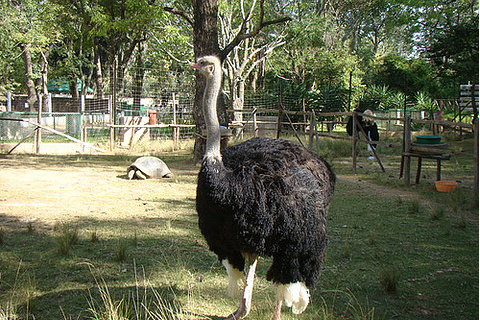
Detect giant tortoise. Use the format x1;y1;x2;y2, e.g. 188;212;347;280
127;156;172;180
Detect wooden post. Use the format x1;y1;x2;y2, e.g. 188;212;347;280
83;125;88;153
81;95;86;153
110;126;114;151
109;95;114;151
112;58;117;126
404;116;412;186
172;92;178;150
436;159;442;181
399;112;407;178
352;112;357;174
277;84;284;138
302;99;307;132
474;120;479;198
6;92;11;111
276;108;282;138
416;157;422;184
308;110;316;151
36;94;42;154
172;92;177;125
253;109;258;137
173;126;179;150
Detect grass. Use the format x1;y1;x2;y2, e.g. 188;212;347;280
406;198;421;214
0;135;478;320
114;241;129;262
380;268;400;294
54;223;80;256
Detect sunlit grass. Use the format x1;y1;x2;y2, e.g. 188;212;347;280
0;136;477;320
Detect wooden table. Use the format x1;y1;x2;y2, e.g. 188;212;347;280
403;152;451;185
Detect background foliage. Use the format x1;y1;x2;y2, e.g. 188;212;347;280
0;0;478;112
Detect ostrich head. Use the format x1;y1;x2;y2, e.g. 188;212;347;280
191;56;222;80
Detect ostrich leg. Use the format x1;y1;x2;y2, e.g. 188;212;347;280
271;298;283;320
226;255;258;320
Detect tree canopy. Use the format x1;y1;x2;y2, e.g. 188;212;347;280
0;0;477;110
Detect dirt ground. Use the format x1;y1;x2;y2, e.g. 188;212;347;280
1;143;475;230
0;152;198;231
0;151;434;230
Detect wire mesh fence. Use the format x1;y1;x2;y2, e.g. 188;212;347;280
0;112;91;142
0;68;197;150
1;65;476;153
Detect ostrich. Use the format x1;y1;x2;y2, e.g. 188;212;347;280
192;56;335;320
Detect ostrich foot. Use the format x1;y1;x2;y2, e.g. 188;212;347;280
225;298;248;320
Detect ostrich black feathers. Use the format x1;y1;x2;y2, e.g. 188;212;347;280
196;137;335;288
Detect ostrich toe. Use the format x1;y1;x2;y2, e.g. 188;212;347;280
225;298;248;320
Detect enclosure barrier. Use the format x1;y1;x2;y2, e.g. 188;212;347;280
227;108;477;193
0;117;107;154
1;108;476;194
107;123;195;150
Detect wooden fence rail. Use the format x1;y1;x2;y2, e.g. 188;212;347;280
2;109;477;194
227;108;477;191
107;123;195;150
0;117;107;153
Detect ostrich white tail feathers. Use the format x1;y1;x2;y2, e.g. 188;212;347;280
277;282;310;314
222;259;245;297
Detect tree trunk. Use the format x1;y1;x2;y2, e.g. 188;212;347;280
192;0;222;163
133;42;145;115
39;50;49;114
70;80;80;106
189;0;288;161
110;55;117;125
232;78;245;136
94;47;105;99
36;46;53;114
22;43;37;112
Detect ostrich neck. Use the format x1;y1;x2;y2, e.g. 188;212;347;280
203;72;222;160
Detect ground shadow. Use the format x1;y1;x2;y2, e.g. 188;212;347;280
15;284;192;320
0;214;220;319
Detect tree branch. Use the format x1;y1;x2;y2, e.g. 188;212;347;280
149;31;192;64
220;0;291;60
164;6;194;27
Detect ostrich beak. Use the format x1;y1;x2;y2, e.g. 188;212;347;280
191;63;201;70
